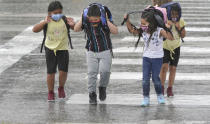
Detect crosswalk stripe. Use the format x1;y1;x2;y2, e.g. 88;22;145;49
113;47;210;54
121;36;210;42
66;94;210;106
183;17;210;19
187;22;210;25
182;7;210;9
112;58;210;65
108;72;210;80
183;14;210;17
0;26;42;74
119;26;210;33
53;121;208;124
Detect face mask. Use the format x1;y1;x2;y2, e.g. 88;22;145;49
141;25;149;32
51;14;64;21
172;18;178;22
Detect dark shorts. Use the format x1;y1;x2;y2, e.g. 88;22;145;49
45;47;69;74
163;47;180;67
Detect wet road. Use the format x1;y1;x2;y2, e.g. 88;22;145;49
0;0;210;123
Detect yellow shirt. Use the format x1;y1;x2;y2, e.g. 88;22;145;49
163;18;186;59
45;19;69;54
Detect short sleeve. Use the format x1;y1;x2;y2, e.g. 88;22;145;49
179;18;186;28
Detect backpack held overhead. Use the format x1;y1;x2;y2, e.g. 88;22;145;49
161;2;182;22
82;3;113;28
122;6;173;48
40;15;73;53
161;2;184;42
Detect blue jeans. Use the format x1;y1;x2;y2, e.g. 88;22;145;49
142;57;163;97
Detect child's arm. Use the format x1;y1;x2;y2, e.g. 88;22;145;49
124;14;140;35
32;16;50;33
107;20;118;34
175;22;186;38
160;29;175;41
74;18;83;32
67;17;76;30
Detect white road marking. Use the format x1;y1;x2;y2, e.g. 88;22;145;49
119;26;210;33
0;26;42;74
113;47;210;54
108;72;210;80
112;58;210;65
121;36;210;42
67;94;210;106
53;121;208;124
187;22;210;25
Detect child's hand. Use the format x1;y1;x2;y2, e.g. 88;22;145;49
44;16;51;24
67;17;75;27
175;22;181;29
124;14;129;20
167;20;173;26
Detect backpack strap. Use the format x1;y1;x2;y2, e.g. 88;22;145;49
175;26;185;43
62;16;74;49
40;24;48;53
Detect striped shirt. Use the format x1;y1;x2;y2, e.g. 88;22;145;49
83;24;112;52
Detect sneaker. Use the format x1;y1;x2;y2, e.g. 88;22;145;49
58;87;66;98
99;87;106;101
48;91;55;102
157;94;165;104
162;85;165;96
141;97;150;107
167;87;174;97
89;92;97;105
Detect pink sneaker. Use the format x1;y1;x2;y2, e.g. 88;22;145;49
58;87;66;98
48;91;55;102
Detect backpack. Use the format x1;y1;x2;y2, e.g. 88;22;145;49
40;15;73;53
161;2;182;21
144;6;169;31
121;6;173;48
161;2;184;42
82;3;113;28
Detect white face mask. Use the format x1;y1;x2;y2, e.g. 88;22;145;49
172;17;178;22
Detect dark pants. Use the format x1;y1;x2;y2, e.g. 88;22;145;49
45;47;69;74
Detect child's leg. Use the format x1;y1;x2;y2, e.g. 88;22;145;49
47;73;55;92
151;58;163;95
160;49;170;86
160;63;169;86
168;47;180;87
98;50;112;88
45;47;58;93
59;71;68;87
57;50;69;88
98;50;112;101
142;57;152;97
167;47;180;96
87;51;99;93
169;66;176;87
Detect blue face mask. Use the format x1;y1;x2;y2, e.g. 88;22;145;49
51;14;64;21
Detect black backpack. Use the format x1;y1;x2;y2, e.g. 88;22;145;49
40;16;73;53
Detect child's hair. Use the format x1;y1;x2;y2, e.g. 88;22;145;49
48;1;63;12
87;5;101;17
141;11;158;35
134;11;158;48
